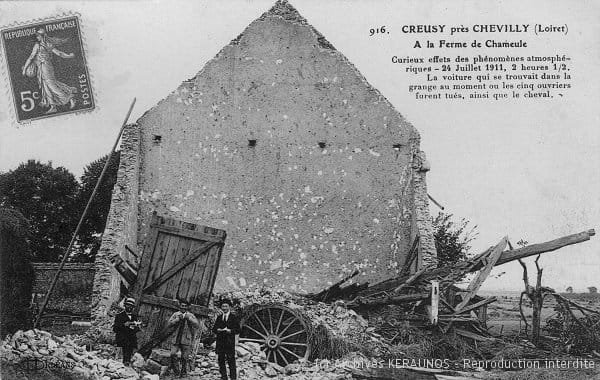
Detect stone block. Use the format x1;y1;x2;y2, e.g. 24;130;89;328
149;348;171;366
142;359;162;374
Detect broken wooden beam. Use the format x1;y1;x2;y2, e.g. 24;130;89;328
455;237;507;312
473;229;595;271
429;280;439;325
348;292;429;308
452;297;497;315
394;266;428;293
113;255;138;286
400;235;421;276
438;316;480;322
307;269;360;302
455;328;495;342
353;229;595;301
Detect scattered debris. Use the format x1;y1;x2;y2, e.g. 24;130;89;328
0;329;140;379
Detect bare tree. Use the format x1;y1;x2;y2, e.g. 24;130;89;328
518;254;554;346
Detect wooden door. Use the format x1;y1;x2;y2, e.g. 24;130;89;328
132;214;226;352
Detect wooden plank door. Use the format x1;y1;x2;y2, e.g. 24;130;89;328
132;214;226;351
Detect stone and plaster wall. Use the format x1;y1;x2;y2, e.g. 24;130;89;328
91;124;140;321
32;263;94;315
92;0;437;319
411;151;438;269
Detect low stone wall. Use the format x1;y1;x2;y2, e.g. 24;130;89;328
31;263;95;315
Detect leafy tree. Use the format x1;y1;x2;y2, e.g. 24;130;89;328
431;212;477;268
0;160;79;261
0;208;35;335
74;152;120;261
566;286;573;293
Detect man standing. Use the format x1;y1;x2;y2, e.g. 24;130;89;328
112;297;141;365
166;299;200;376
212;299;240;380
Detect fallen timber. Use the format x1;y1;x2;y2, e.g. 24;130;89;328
356;229;595;299
306;229;595;346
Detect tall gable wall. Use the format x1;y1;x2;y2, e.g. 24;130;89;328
92;1;436;318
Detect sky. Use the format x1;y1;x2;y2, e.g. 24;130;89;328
0;0;598;291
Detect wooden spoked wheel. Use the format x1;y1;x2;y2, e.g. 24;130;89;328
240;304;311;366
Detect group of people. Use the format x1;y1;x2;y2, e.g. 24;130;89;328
113;297;240;379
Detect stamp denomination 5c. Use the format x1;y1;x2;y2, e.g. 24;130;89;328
1;15;94;123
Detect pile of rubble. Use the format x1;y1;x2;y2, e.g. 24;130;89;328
0;329;141;380
216;288;395;357
0;328;361;380
141;341;355;380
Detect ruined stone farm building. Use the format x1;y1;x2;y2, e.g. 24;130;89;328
92;1;437;320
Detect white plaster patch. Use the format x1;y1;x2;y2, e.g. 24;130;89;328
270;259;282;270
304;186;312;194
169;206;181;212
310;196;323;203
226;276;239;289
373;218;380;224
323;227;334;234
275;59;283;64
317;170;323;176
186;190;194;197
369;149;381;157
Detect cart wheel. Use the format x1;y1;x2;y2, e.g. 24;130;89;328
240;304;311;366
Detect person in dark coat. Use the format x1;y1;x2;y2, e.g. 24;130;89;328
112;297;141;365
212;299;240;380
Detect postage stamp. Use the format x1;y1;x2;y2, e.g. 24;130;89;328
1;15;94;123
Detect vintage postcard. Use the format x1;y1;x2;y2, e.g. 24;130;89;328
1;15;94;123
0;1;598;379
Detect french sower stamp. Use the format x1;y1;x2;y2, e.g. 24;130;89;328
1;16;94;123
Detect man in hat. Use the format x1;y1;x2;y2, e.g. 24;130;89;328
166;298;200;376
113;297;141;365
212;299;240;380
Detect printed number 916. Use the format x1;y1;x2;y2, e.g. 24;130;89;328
370;26;388;36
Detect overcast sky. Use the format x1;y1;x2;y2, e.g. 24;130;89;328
1;0;598;291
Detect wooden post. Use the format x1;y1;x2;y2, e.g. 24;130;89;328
34;98;137;328
430;280;439;325
427;194;445;210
